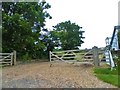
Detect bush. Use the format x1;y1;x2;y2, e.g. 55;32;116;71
112;50;120;66
21;53;31;62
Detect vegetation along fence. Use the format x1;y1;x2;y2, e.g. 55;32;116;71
0;51;16;66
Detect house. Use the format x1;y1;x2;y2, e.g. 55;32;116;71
105;26;120;68
105;26;120;51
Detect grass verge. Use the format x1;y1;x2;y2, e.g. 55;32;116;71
94;67;119;87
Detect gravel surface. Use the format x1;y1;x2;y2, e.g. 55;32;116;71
2;61;117;88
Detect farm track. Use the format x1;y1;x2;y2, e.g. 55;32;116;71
2;61;117;88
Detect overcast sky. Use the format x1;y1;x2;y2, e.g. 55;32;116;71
45;0;119;49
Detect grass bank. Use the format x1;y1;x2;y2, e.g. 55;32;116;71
94;66;119;87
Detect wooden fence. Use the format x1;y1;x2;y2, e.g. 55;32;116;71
0;51;16;66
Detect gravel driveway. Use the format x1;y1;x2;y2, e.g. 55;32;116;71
2;61;117;88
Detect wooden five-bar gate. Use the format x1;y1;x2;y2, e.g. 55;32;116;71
0;51;16;66
50;49;93;62
49;46;106;67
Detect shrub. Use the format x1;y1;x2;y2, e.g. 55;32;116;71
21;52;31;62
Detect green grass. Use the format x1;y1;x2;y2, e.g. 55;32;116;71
94;67;119;87
95;74;118;86
94;67;118;75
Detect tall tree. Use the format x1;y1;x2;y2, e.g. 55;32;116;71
50;20;85;50
2;1;52;59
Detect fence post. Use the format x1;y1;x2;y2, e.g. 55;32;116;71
92;46;100;67
13;51;16;65
49;51;51;62
10;53;13;66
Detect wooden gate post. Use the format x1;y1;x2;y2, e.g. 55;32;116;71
11;53;13;66
49;51;51;62
13;50;16;65
92;46;100;67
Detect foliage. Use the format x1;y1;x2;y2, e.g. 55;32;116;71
94;67;119;87
2;2;52;59
21;52;31;62
111;50;120;66
50;20;85;50
2;2;85;61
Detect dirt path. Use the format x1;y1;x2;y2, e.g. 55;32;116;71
2;61;117;88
